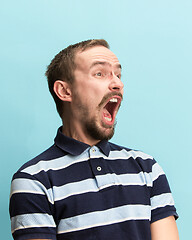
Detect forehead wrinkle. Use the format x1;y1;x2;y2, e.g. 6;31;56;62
90;61;122;70
90;61;111;69
75;48;121;72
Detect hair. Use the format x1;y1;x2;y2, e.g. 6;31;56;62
45;39;110;118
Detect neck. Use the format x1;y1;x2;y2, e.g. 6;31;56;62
62;118;100;146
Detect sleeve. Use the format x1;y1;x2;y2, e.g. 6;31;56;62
9;171;57;240
150;161;179;223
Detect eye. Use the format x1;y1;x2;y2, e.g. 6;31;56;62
116;74;121;79
95;72;102;77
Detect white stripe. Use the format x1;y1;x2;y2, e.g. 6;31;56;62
21;149;153;176
151;163;165;182
150;193;175;210
97;172;153;188
10;178;54;204
21;149;90;175
58;204;151;234
108;149;153;161
53;178;98;201
11;213;56;233
52;172;153;202
89;149;153;161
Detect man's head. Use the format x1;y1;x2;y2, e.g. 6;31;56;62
45;39;109;117
45;39;124;143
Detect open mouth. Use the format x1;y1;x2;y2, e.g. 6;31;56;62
102;95;122;125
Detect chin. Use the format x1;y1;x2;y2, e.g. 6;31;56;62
86;121;116;141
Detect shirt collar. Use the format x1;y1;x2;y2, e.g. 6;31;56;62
54;127;110;156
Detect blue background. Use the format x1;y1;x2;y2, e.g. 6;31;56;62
1;0;191;239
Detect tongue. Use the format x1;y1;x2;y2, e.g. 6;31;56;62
103;113;111;118
103;108;111;118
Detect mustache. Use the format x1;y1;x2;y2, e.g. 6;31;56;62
98;92;123;108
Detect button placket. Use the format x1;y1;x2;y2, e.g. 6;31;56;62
88;147;117;189
97;166;102;171
89;147;103;175
89;146;116;189
89;147;97;157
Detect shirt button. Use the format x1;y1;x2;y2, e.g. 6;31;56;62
92;148;96;153
97;166;102;171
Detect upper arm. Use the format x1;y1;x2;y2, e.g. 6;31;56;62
151;216;179;240
10;172;56;240
150;161;178;223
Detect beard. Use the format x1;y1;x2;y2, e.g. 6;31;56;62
75;92;122;141
76;104;116;141
85;116;116;141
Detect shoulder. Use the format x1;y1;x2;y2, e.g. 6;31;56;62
108;142;157;171
14;144;66;177
108;141;154;161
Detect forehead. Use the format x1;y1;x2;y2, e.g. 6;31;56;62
75;46;120;69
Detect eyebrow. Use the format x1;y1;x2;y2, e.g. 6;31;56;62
90;61;122;70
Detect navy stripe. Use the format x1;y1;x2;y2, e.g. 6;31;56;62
10;193;54;217
151;205;179;223
55;185;151;218
13;227;56;240
151;174;171;197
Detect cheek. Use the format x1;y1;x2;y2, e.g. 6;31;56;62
84;84;104;101
74;79;107;106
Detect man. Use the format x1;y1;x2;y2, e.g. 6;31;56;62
9;39;179;240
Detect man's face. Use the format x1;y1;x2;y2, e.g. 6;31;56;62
70;46;124;141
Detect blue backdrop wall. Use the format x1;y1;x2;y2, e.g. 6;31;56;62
1;0;191;239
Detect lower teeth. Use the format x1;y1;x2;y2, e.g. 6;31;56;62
104;117;112;122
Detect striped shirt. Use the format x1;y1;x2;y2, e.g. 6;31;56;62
9;127;178;240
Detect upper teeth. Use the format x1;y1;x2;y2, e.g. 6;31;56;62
109;98;118;102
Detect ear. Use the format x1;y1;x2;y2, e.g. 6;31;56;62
53;80;72;102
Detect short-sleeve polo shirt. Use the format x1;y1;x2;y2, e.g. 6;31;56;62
10;127;178;240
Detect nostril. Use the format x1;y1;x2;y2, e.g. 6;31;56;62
113;87;120;90
109;76;124;91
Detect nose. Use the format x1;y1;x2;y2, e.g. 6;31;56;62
109;74;124;92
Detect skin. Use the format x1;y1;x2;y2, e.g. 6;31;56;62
55;46;124;146
151;216;179;240
26;46;179;239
